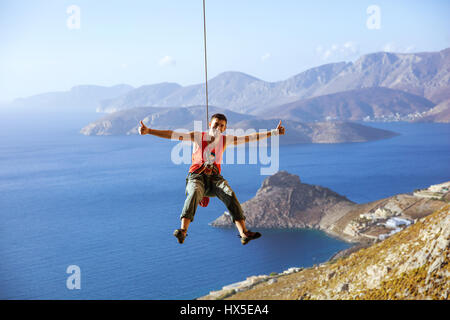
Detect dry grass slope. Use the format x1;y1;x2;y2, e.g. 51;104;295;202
226;204;449;300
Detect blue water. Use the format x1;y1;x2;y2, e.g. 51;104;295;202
0;118;449;299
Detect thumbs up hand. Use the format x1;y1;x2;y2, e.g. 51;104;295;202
139;120;150;135
276;120;285;135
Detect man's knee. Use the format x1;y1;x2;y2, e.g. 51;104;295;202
214;179;245;222
229;203;246;222
215;179;234;197
188;186;204;202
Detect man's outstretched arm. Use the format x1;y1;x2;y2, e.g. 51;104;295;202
138;120;198;142
226;120;285;146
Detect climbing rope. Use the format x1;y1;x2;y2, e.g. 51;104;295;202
202;0;209;131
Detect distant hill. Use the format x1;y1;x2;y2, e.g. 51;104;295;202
98;48;450;114
80;105;256;136
97;71;275;114
229;119;398;144
80;106;399;144
258;87;435;122
6;84;134;114
310;48;450;104
97;82;182;113
413;99;450;123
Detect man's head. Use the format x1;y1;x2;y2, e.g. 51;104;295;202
209;113;227;135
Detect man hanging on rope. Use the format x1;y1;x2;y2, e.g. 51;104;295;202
138;113;285;245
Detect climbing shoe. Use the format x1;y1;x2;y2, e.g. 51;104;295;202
173;229;187;244
239;230;261;245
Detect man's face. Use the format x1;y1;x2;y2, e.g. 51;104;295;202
209;118;227;134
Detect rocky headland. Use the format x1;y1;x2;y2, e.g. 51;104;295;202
80;106;399;145
211;171;356;232
210;171;449;244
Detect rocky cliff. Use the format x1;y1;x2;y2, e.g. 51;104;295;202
200;204;450;300
211;171;449;244
211;171;356;230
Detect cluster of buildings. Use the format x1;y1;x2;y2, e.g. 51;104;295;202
362;111;427;122
344;181;449;241
207;275;269;299
343;205;414;241
413;182;450;199
378;217;413;240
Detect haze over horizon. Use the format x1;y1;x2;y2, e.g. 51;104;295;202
1;0;449;102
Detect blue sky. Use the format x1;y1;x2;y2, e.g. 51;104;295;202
1;0;449;102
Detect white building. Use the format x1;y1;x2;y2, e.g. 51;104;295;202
385;217;412;228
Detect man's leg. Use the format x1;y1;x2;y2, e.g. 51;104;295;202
180;217;191;232
211;175;260;243
176;174;205;243
178;217;191;238
211;176;245;223
234;219;248;238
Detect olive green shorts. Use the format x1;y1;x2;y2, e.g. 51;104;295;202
180;172;246;223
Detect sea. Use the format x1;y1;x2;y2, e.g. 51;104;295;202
0;113;449;299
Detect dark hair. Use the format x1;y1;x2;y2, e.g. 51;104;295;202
211;113;227;123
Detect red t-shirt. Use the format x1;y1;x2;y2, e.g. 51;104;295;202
188;131;226;174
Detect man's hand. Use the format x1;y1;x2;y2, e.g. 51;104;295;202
276;120;285;135
138;121;193;140
139;120;150;135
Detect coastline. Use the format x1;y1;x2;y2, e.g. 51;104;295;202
201;180;449;300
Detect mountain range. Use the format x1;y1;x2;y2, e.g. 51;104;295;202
258;87;435;122
95;48;450;117
5;84;134;114
3;47;449;125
